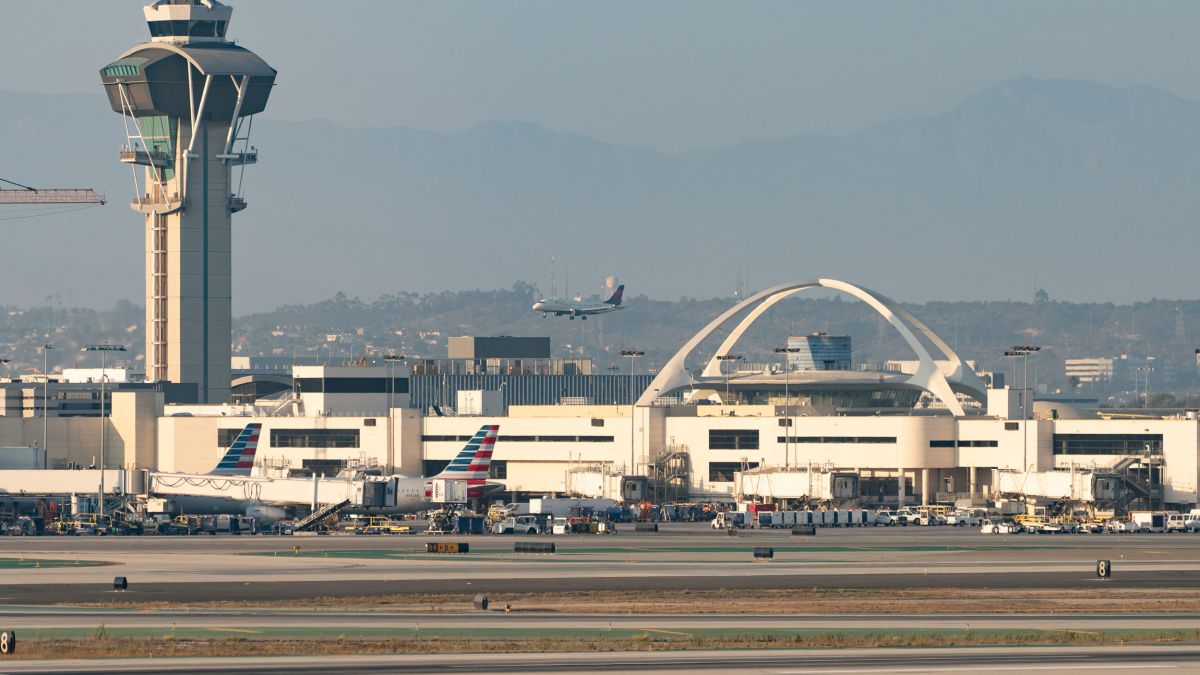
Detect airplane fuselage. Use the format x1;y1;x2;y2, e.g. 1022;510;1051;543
532;300;625;318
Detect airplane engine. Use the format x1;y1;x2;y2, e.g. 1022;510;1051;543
245;504;288;524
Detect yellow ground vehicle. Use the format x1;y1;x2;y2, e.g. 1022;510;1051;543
68;514;111;535
353;516;411;535
46;519;75;535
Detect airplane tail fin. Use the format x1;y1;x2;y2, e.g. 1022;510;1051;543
604;285;625;306
434;424;498;481
210;423;262;476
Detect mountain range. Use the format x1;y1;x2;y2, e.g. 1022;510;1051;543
2;76;1199;310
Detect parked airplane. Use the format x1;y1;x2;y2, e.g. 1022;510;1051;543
152;424;501;522
532;285;625;319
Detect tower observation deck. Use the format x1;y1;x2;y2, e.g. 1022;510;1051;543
99;0;275;404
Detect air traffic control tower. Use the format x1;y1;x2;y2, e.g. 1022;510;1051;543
100;0;275;403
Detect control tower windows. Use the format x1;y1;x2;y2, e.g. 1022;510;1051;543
148;20;227;38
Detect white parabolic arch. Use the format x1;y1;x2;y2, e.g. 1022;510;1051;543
637;278;988;416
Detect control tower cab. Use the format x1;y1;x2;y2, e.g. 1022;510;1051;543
99;0;275;404
143;0;233;43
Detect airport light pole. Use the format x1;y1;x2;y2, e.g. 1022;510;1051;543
1136;365;1155;408
383;354;404;473
42;344;52;469
774;347;801;469
81;344;126;519
716;354;743;405
1004;346;1040;472
621;350;645;475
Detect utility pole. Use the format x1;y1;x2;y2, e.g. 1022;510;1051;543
383;353;404;473
621;350;645;475
81;344;126;519
716;354;743;405
1005;346;1041;472
775;346;802;469
43;344;52;469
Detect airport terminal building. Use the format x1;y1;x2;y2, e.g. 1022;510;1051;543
3;3;1191;516
1;279;1196;513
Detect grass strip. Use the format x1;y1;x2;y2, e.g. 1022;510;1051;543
8;627;1200;660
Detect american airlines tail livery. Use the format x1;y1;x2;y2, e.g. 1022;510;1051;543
209;423;262;476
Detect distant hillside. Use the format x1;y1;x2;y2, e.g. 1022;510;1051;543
5;287;1200;403
4;77;1200;308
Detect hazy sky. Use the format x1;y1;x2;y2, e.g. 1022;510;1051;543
5;1;1199;152
4;1;1200;311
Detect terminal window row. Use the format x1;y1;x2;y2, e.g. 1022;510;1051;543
709;429;760;450
420;435;614;443
219;428;362;448
423;459;507;480
778;436;897;444
1053;433;1163;455
929;440;999;448
708;461;759;482
295;377;410;394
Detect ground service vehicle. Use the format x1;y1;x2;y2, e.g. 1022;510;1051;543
352;516;410;534
1166;513;1190;532
70;514;110;535
946;511;982;527
1131;511;1168;533
981;519;1019;534
1107;519;1140;533
712;512;747;529
494;515;543;535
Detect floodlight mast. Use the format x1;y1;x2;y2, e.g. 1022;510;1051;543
80;344;127;519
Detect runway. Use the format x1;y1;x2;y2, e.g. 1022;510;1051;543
0;527;1195;670
0;646;1197;674
0;525;1195;603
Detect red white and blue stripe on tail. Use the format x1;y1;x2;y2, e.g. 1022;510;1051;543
210;423;262;476
428;424;498;498
434;424;497;481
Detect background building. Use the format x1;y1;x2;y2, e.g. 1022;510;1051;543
786;333;851;371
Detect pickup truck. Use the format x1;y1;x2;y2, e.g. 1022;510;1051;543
711;512;748;529
493;515;543;535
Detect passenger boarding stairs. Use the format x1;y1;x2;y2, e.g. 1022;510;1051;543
650;445;691;503
294;499;350;532
1094;454;1163;516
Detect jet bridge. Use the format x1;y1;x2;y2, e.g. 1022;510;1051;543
0;469;394;515
147;472;395;510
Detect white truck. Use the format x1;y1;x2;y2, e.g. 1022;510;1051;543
1131;511;1168;533
712;511;748;529
492;515;544;535
527;498;617;519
